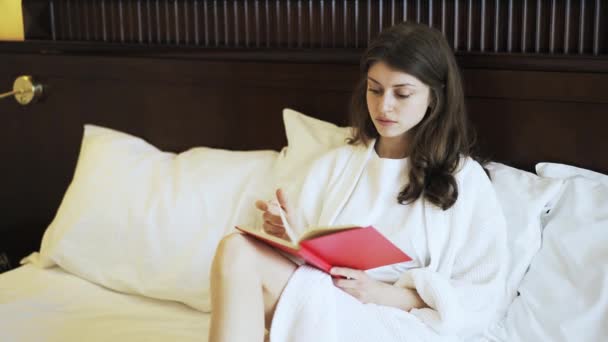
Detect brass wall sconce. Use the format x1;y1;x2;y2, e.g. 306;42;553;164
0;76;43;105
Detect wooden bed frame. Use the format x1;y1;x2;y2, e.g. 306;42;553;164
1;0;606;269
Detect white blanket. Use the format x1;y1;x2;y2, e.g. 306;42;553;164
270;142;509;341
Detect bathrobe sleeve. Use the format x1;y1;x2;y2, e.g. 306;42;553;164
394;158;509;338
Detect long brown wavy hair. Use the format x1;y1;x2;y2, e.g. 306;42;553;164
349;22;483;211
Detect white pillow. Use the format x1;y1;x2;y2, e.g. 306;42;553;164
274;108;351;193
500;174;608;341
485;163;563;307
279;109;563;309
536;162;608;186
30;125;277;312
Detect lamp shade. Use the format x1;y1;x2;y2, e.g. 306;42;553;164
0;0;24;41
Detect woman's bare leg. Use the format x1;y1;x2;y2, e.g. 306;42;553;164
208;233;297;342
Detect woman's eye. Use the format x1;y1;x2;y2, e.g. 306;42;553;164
396;93;411;99
367;88;381;94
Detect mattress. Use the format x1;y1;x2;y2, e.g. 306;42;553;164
0;264;210;342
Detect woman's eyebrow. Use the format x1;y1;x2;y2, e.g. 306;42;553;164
367;76;416;88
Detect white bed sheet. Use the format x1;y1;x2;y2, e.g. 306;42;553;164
0;264;210;342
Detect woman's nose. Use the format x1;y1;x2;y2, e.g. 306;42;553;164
380;94;395;113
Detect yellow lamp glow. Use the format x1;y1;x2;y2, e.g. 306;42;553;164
0;0;25;41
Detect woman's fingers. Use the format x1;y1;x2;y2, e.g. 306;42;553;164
255;200;268;212
256;190;296;239
256;197;288;238
262;211;284;226
263;221;286;236
330;267;365;280
263;220;283;231
257;200;284;226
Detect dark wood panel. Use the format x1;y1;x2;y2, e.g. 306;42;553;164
463;69;608;103
4;41;608;73
469;97;608;174
23;0;608;55
0;52;359;94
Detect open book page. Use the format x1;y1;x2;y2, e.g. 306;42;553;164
297;225;360;242
234;224;361;249
266;198;359;243
237;197;361;261
234;225;301;250
235;197;302;251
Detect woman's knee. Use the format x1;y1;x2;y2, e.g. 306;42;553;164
213;233;256;272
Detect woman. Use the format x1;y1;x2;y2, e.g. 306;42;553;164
209;22;508;342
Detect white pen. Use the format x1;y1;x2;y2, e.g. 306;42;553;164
267;198;298;242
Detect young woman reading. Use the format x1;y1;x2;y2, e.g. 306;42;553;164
209;22;508;342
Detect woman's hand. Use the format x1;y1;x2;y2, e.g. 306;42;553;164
330;267;427;312
255;188;296;241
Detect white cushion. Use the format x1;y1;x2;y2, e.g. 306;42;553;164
501;173;608;341
32;125;277;312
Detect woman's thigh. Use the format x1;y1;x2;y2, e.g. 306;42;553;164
216;233;297;314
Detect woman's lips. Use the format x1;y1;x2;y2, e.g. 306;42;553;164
376;118;397;126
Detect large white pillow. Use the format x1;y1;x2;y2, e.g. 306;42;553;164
536;162;608;186
500;171;608;341
280;109;563;307
29;125;277;312
274;108;351;193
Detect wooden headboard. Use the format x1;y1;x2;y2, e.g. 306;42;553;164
1;0;607;268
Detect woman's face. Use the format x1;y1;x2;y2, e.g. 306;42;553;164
366;61;431;143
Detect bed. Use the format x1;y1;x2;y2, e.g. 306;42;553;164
1;1;607;341
0;264;210;341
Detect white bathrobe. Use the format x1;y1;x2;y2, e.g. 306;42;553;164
269;141;509;342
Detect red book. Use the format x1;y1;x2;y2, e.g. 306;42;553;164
235;225;411;273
